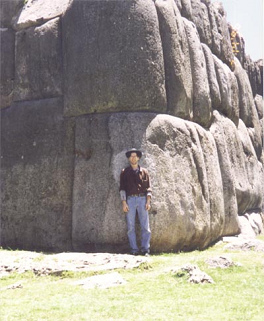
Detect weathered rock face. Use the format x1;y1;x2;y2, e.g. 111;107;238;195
1;98;74;251
234;58;262;160
213;55;239;126
145;114;227;250
12;0;72;30
1;0;263;252
14;17;63;101
62;0;167;116
256;59;263;96
72;113;228;252
210;112;262;217
183;17;212;127
155;0;193;119
0;28;15;108
0;0;24;28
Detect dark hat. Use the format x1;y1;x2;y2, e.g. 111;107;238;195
125;148;142;158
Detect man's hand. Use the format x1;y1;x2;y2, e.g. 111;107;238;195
122;201;129;213
145;196;151;211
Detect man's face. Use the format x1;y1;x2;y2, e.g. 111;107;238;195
129;152;139;166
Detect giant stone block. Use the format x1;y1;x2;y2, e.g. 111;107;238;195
0;28;15;109
234;58;262;159
210;111;240;235
206;1;233;68
72;113;157;252
62;0;166;117
72;112;228;252
1;98;74;251
14;18;62;102
0;0;23;28
183;18;212;127
155;0;193;119
190;0;212;47
213;56;239;125
202;44;221;110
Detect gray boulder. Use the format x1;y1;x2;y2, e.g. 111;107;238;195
237;120;263;214
205;255;240;269
72;112;229;252
234;58;257;127
206;1;233;68
256;59;263;96
223;238;264;252
1;98;74;251
254;94;263;120
210;1;233;67
0;28;15;109
174;264;214;284
0;0;24;28
180;0;192;19
72;112;158;252
192;123;225;240
239;215;260;239
174;0;182;11
249;212;264;235
211;111;262;216
229;70;240;126
239;212;264;237
210;111;240;235
206;2;221;58
244;56;262;98
146;115;222;250
190;0;212;47
202;44;221;109
213;56;239;125
62;0;166;117
183;18;212;127
14;18;63;102
234;58;262;159
12;0;72;30
155;0;192;118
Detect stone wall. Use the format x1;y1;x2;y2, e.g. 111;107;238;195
1;0;263;252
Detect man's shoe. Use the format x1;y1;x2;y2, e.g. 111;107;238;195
130;251;139;256
141;251;150;257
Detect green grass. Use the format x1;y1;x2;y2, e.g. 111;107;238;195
0;239;264;321
257;234;264;242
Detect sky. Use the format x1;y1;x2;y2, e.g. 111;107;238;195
212;0;263;61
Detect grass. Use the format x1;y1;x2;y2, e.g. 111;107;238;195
0;237;264;321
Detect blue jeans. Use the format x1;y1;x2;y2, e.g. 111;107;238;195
126;196;151;252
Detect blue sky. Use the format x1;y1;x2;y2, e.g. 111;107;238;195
212;0;263;61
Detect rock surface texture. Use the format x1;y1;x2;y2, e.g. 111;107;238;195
1;0;263;253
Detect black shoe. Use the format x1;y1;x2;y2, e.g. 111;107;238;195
130;251;139;256
141;251;150;257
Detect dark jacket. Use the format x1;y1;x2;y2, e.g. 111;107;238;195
119;166;152;197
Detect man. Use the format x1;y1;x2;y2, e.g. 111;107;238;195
119;148;152;256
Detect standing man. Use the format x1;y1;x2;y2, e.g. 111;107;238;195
119;148;152;256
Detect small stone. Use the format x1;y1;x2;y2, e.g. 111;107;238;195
7;283;23;290
175;264;214;284
205;256;241;268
